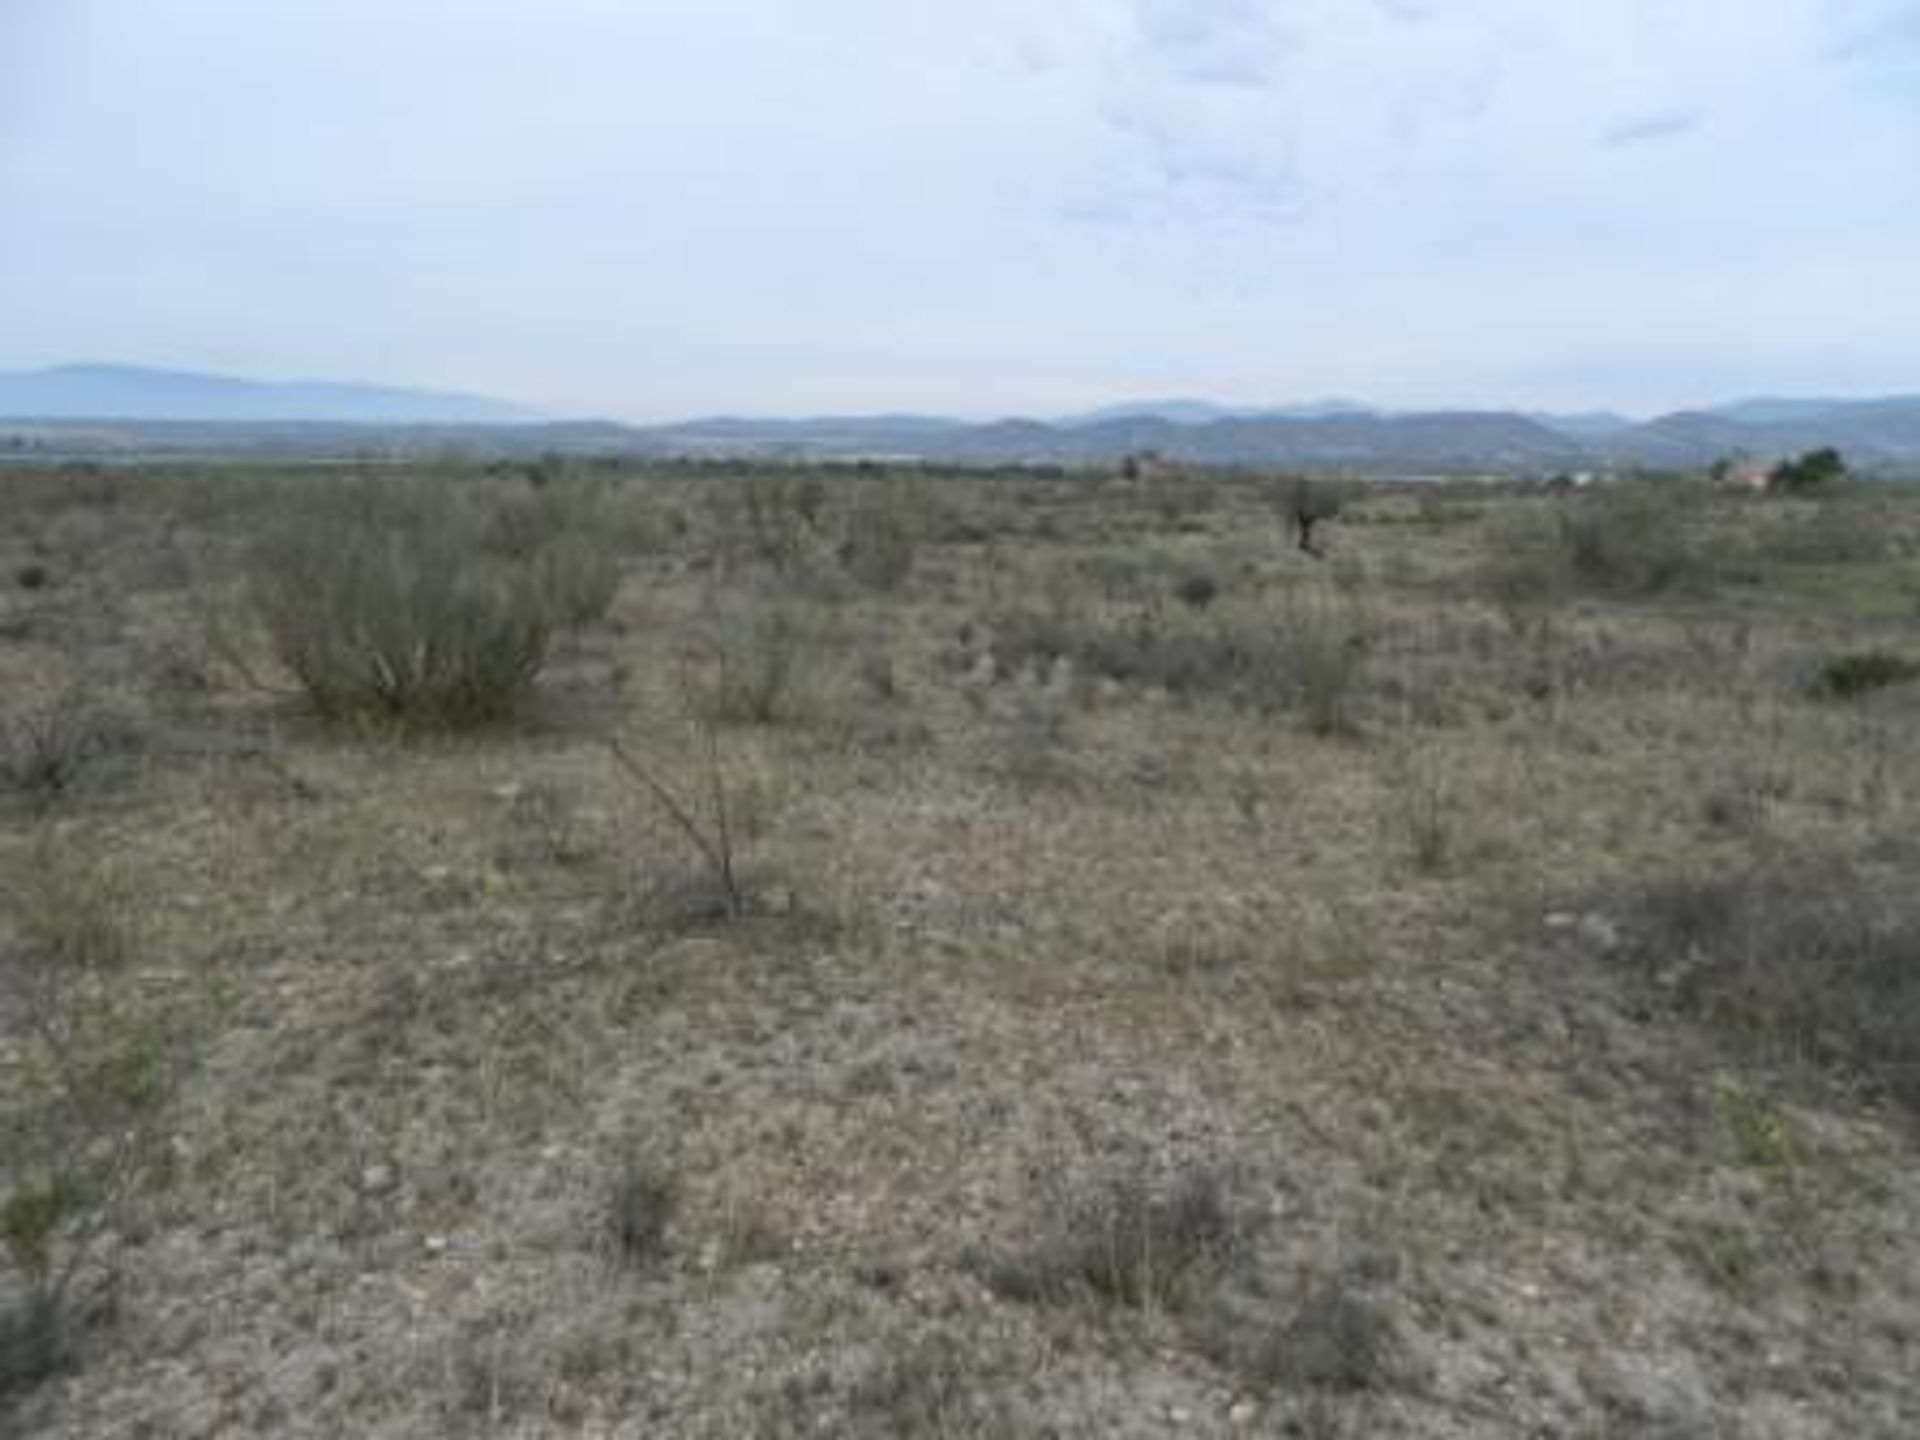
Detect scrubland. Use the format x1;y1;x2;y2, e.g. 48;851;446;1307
4;459;1919;1437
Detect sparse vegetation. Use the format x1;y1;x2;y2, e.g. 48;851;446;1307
6;459;1920;1436
1501;478;1722;598
1;848;183;1405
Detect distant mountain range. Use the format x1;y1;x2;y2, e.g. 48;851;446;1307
0;363;541;425
3;364;1918;472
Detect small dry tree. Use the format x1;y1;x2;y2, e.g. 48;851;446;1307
1276;477;1343;558
606;717;747;923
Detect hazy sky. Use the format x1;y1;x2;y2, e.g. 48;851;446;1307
3;1;1916;419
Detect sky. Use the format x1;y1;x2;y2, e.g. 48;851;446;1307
2;0;1917;420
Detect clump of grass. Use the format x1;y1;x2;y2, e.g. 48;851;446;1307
1;848;179;1405
838;1336;1012;1439
1195;1277;1401;1395
249;476;560;729
605;1162;676;1268
1;688;115;809
1812;649;1920;701
978;1165;1236;1311
1174;571;1220;611
1386;743;1454;874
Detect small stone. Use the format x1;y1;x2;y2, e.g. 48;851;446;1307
1575;913;1621;953
1228;1401;1258;1426
360;1164;396;1195
423;1234;448;1256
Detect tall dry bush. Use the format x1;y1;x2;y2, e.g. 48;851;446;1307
248;473;618;729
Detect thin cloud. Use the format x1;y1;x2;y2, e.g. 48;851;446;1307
1601;109;1704;147
1826;0;1920;61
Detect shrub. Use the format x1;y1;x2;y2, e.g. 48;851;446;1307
1769;447;1848;494
1174;572;1220;611
605;1162;676;1268
2;689;113;808
1813;649;1920;700
685;596;813;726
1483;482;1720;602
1613;845;1920;1115
718;473;828;575
483;480;625;628
248;476;556;729
836;481;921;592
1556;482;1713;593
1752;498;1896;566
608;725;751;924
980;595;1368;732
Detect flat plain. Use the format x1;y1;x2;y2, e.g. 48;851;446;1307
4;461;1919;1437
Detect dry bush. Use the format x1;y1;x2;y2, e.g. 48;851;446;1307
1485;482;1725;603
1616;843;1920;1115
247;475;562;729
836;479;923;592
482;478;625;628
713;472;828;576
976;1165;1236;1311
608;727;752;925
980;594;1369;733
1751;498;1902;567
684;593;818;726
1;689;117;809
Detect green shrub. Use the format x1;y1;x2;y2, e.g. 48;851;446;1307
1769;447;1848;494
1813;649;1920;700
249;476;557;729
